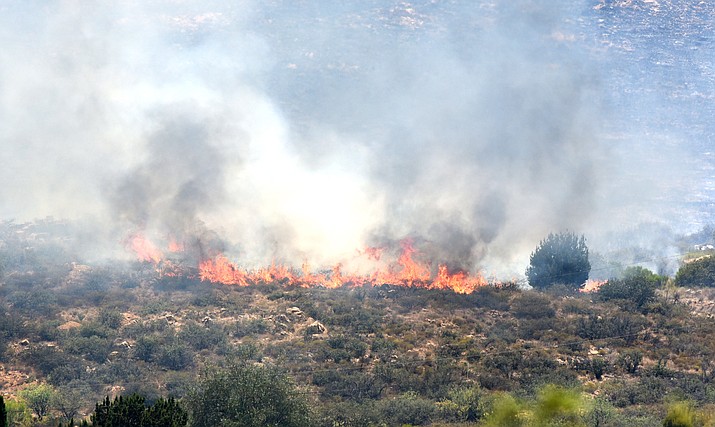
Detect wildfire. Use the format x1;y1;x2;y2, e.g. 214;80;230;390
128;234;164;264
197;239;487;294
128;234;488;294
581;279;606;293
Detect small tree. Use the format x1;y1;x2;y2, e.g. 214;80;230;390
143;397;187;427
18;383;55;420
526;232;590;291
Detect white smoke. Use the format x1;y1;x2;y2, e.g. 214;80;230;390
0;1;704;276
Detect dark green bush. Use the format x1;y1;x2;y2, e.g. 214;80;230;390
187;363;312;427
511;292;556;319
676;256;715;287
378;392;436;426
599;267;662;311
526;232;590;290
157;342;194;370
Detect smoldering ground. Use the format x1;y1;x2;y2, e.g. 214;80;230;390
0;1;704;276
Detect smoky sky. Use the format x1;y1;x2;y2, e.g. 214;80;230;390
1;0;709;274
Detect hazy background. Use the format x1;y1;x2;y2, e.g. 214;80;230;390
1;0;713;277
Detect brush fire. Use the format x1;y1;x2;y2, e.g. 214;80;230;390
127;233;488;294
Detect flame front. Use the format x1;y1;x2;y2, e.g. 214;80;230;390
196;239;488;294
126;234;488;294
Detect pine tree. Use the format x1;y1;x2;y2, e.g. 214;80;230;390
526;232;590;290
0;395;7;427
143;397;187;427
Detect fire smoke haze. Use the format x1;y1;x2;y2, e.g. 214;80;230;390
0;1;708;275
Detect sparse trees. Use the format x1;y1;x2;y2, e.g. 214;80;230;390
526;232;590;290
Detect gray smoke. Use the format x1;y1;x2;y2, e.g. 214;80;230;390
0;1;702;276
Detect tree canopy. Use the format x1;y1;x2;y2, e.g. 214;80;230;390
187;363;312;427
675;255;715;288
526;232;590;290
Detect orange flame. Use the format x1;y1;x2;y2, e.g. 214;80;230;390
581;279;606;293
196;239;487;294
128;234;164;264
198;254;248;286
167;238;185;253
126;233;488;294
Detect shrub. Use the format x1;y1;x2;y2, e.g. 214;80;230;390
526;232;590;290
437;385;487;422
233;318;270;338
676;256;715;288
18;383;55;420
99;308;124;330
178;322;226;351
378;392;436;426
157;342;194;370
511;292;556;319
663;401;695;427
187;363;312;427
599;267;662;311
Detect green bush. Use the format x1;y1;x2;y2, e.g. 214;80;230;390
378;392;436;426
599;267;662;311
526;232;590;291
157;342;194;370
511;292;556;319
187;363;312;427
675;256;715;288
662;401;694;427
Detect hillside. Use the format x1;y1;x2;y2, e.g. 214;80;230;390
2;251;715;426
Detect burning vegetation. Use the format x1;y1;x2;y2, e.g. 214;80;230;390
128;233;488;294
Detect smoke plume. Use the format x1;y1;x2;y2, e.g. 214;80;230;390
0;1;705;276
